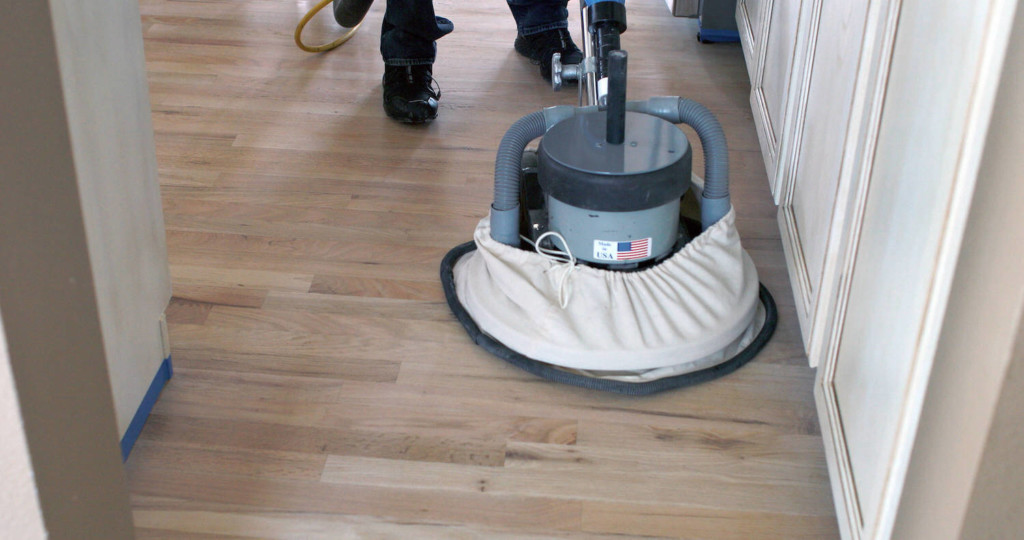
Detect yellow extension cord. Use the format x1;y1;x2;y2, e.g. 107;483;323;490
294;0;363;53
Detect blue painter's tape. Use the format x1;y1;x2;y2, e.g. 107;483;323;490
120;356;172;460
697;25;741;43
584;0;625;6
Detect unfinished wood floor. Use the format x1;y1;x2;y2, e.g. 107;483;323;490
128;0;838;537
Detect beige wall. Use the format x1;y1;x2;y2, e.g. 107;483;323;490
892;2;1024;537
961;319;1024;538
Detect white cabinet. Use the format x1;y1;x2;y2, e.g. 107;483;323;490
739;0;872;353
738;0;1020;538
776;1;869;357
736;0;800;193
739;0;873;357
735;0;766;79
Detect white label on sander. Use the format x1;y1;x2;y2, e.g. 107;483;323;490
593;237;652;262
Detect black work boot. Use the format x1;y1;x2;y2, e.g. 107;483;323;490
382;65;440;124
514;28;583;82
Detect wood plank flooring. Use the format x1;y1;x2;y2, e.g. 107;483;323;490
129;0;839;537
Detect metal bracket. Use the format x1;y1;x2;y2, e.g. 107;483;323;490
552;55;597;93
552;53;578;91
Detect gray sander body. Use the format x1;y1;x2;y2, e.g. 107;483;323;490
537;110;692;266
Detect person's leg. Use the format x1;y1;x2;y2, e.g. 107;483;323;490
380;0;452;66
507;0;582;81
507;0;570;36
380;0;453;123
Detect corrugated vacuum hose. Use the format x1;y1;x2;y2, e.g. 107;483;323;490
295;0;375;53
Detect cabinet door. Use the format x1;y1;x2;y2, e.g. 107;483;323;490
736;0;768;80
749;0;801;193
815;0;1013;536
776;0;869;356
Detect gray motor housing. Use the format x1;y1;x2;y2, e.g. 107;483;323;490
537;110;692;267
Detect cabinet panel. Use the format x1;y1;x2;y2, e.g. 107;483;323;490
736;0;767;79
829;0;999;532
745;0;767;43
744;0;1016;537
810;0;1016;537
761;1;799;137
786;1;868;307
743;0;802;193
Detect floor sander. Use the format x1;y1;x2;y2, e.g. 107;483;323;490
440;0;777;395
294;0;777;394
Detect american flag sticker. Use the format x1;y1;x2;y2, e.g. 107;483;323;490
593;237;652;262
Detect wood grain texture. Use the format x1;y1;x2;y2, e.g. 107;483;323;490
129;0;838;537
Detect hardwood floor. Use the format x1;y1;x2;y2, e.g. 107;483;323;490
129;0;839;537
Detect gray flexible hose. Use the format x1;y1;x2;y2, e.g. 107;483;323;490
491;110;547;245
627;97;731;229
493;111;546;211
676;99;728;199
677;99;730;229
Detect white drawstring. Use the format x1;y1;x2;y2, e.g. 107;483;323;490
521;231;577;308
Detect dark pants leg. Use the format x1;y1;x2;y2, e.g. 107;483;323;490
506;0;570;36
380;0;453;66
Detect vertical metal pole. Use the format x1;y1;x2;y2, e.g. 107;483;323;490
580;2;598;107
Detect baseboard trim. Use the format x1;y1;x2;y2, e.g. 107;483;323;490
120;356;172;460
